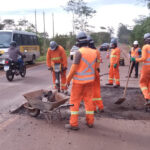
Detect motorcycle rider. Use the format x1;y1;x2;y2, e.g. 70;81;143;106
8;41;24;72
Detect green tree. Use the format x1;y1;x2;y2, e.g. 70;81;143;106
64;0;96;32
117;24;132;44
2;19;15;29
130;17;150;46
51;34;76;50
90;32;111;46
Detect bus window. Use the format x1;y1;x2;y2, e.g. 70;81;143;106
0;32;12;48
33;36;38;45
22;35;29;45
13;34;22;46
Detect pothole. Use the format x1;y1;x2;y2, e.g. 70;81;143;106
13;86;150;121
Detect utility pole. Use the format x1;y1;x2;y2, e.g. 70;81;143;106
35;9;37;34
52;13;55;38
43;11;46;54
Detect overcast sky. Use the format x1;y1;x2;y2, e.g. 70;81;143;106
0;0;149;37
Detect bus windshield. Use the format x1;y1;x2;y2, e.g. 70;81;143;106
0;32;12;48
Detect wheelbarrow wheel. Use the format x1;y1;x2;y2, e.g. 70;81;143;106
28;108;40;117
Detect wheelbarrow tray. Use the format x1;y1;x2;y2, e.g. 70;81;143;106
23;89;69;112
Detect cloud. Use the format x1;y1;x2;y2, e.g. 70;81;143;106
90;4;149;35
0;1;149;38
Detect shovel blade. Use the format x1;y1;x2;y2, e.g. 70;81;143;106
115;98;126;105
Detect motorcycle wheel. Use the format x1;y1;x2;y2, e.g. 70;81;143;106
6;70;14;81
20;65;26;78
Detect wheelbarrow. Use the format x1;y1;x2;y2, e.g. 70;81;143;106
23;89;72;123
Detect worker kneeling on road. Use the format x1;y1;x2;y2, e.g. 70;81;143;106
106;39;121;88
129;41;141;78
65;32;97;130
131;33;150;106
46;41;67;93
88;36;104;113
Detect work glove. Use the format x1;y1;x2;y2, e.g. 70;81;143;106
114;64;117;68
108;64;110;68
130;57;136;62
48;67;53;71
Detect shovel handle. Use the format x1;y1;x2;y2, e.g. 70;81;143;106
123;62;133;98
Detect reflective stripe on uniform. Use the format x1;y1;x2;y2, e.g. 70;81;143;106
51;57;61;60
73;76;94;81
71;111;79;115
146;58;150;61
61;84;66;87
75;57;96;76
74;57;96;81
115;79;120;81
93;98;102;101
147;50;150;54
110;55;117;58
109;78;114;80
86;111;94;115
141;87;148;91
143;63;150;65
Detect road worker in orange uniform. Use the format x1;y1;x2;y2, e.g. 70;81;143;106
131;33;150;106
65;32;97;130
129;41;141;78
106;39;121;88
88;36;104;113
46;41;67;92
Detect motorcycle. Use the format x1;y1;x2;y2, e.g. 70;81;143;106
4;56;26;81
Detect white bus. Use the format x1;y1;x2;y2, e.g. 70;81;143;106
0;30;40;65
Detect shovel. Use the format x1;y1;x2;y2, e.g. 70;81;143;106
115;62;132;104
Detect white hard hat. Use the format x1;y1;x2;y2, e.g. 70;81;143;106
133;41;138;45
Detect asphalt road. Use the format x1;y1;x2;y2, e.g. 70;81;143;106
0;51;150;150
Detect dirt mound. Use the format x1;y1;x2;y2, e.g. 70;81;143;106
100;86;150;120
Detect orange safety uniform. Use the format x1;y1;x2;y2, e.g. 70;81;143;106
67;47;97;127
136;44;150;100
46;45;67;90
131;47;140;58
93;49;104;111
108;47;120;85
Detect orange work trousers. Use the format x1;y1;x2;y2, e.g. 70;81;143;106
52;70;67;90
108;64;120;85
93;73;104;111
70;82;94;127
139;66;150;100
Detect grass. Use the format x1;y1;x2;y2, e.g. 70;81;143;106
36;50;70;62
36;55;46;62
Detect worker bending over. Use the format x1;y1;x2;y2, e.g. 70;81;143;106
88;36;104;113
65;32;97;130
106;39;121;88
129;41;141;78
131;33;150;106
46;41;67;93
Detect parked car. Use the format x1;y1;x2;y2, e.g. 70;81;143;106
99;43;109;51
70;45;79;60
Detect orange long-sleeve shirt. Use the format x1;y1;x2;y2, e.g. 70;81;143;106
46;45;67;68
110;47;120;64
136;44;150;62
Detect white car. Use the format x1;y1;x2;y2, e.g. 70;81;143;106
70;45;79;60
